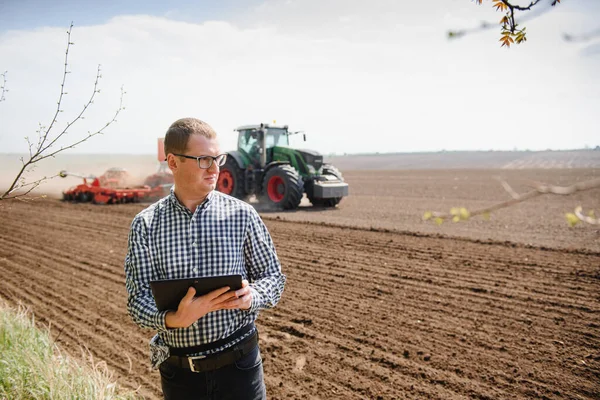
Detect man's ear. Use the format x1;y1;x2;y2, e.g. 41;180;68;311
166;153;178;172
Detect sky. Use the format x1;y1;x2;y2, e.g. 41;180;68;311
0;0;599;155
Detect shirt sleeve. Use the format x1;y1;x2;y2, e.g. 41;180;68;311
124;215;168;331
243;208;286;313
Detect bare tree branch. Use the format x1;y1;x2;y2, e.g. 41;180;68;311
424;177;600;225
5;174;61;199
39;22;76;153
0;71;7;102
37;64;101;159
574;206;599;225
34;85;125;164
0;23;125;201
495;176;520;199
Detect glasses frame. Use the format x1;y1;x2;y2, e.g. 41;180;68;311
172;153;228;169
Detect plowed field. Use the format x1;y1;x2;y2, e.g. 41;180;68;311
0;169;599;399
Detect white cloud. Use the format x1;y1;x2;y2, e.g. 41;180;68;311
0;1;598;156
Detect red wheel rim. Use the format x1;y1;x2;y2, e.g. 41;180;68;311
267;176;285;202
218;170;234;195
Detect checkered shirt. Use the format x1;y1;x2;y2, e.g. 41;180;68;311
125;189;286;362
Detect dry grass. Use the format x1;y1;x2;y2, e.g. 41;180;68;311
0;298;140;400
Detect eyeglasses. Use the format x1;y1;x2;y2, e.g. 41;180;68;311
172;153;228;169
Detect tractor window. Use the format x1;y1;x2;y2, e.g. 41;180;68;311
266;135;275;148
266;128;289;148
238;130;258;154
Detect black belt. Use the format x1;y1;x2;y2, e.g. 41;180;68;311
164;330;258;373
170;323;255;356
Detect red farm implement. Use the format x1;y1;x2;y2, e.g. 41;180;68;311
60;140;174;204
59;167;171;204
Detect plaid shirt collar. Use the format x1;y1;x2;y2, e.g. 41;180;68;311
168;186;214;214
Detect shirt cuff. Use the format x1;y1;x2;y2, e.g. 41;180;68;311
248;286;261;313
155;310;169;332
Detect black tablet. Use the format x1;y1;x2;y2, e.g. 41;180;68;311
149;274;243;312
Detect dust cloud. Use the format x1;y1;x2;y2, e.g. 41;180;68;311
0;153;163;198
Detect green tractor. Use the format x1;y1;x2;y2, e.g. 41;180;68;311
217;123;349;210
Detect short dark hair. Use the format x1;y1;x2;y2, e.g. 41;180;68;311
164;118;217;156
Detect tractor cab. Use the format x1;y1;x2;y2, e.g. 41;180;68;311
236;124;292;167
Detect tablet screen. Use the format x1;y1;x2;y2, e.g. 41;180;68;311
150;274;243;311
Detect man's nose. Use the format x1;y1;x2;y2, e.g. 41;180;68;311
208;161;219;172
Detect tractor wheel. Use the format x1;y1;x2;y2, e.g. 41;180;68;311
310;196;342;207
308;164;344;208
217;157;247;200
77;192;92;202
260;165;303;210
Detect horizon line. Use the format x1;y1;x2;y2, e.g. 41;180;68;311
1;147;599;157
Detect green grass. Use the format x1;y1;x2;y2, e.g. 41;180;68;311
0;299;140;400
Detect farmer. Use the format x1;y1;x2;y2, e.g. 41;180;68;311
124;117;286;399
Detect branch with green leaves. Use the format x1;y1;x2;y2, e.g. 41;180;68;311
0;23;126;201
423;177;600;227
448;0;562;47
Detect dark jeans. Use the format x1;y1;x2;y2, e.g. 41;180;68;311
159;344;266;400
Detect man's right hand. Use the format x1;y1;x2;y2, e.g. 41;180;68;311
165;286;237;328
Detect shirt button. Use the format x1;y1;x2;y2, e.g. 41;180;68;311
193;267;198;273
192;242;197;247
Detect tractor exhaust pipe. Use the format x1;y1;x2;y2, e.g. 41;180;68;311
259;127;267;168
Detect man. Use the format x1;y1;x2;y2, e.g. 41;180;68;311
125;118;286;399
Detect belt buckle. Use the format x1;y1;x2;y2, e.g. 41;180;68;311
188;355;206;373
